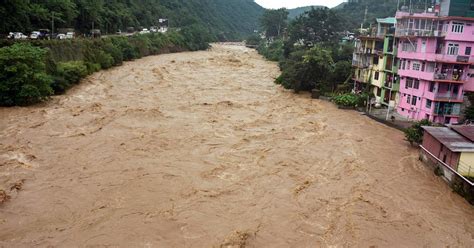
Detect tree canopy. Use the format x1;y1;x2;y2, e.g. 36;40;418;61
0;0;264;40
260;8;288;39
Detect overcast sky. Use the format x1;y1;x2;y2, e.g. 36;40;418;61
255;0;345;9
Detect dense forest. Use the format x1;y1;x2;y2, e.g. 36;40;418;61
0;0;264;40
334;0;435;29
287;6;324;19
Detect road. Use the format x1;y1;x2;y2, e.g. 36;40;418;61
0;44;473;247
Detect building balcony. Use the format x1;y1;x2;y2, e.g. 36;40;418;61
395;28;445;38
433;108;461;117
434;73;468;84
352;59;373;68
433;92;464;102
396;10;439;19
398;51;473;65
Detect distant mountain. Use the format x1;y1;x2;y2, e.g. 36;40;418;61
288;6;326;19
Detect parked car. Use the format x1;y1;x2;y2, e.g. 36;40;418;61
30;31;41;39
150;26;158;33
11;32;28;39
65;32;74;39
56;33;66;40
38;29;51;40
90;29;101;38
139;28;150;34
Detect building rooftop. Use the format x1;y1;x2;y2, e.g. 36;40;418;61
376;17;396;24
422;126;474;152
451;125;474;142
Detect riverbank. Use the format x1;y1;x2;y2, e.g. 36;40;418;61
0;31;210;106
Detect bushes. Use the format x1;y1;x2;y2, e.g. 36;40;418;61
258;40;284;62
0;43;53;106
0;31;212;106
332;93;368;108
51;61;89;93
404;119;433;146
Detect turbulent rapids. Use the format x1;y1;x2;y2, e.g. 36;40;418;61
0;44;473;247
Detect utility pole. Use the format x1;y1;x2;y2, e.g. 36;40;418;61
361;5;368;31
51;12;55;39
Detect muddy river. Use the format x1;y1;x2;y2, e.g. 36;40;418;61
0;44;473;247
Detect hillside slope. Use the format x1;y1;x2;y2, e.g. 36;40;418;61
0;0;264;40
288;6;325;19
334;0;432;29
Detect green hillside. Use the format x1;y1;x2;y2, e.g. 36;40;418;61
0;0;264;40
288;6;325;19
334;0;433;29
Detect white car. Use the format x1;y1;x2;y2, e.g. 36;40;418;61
13;32;28;40
30;31;40;39
139;29;150;34
56;34;66;40
65;32;74;39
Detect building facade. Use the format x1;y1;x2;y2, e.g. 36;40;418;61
352;18;399;107
421;125;474;177
395;3;474;124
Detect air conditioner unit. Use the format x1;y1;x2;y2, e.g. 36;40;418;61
434;30;439;36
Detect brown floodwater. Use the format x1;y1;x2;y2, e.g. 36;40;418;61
0;44;473;247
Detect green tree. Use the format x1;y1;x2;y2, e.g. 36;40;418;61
404;119;433;146
276;46;334;92
260;8;289;39
0;44;53;106
465;93;474;121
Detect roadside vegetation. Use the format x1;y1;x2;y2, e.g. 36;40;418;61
0;31;211;106
1;0;263;41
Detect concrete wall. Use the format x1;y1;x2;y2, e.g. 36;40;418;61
421;132;460;169
459;152;474;176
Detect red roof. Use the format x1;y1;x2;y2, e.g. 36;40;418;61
451;125;474;142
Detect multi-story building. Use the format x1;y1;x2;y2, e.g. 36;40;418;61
395;2;474;124
378;17;400;107
352;17;399;107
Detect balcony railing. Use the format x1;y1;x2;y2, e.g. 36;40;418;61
395;29;445;37
433;103;462;116
434;108;461;116
434;92;463;101
434;73;466;82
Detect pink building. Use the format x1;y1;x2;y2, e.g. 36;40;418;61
395;10;474;124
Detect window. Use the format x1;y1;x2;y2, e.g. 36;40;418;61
421;62;425;72
412;96;417;106
406;78;413;88
451;22;464;33
373;56;379;65
413;80;420;89
407;95;411;104
466;47;472;55
374;71;379;80
429;82;435;92
412;62;421;71
426;62;435;72
447;43;459;55
402;42;417;52
426;99;432;109
377;87;382;96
